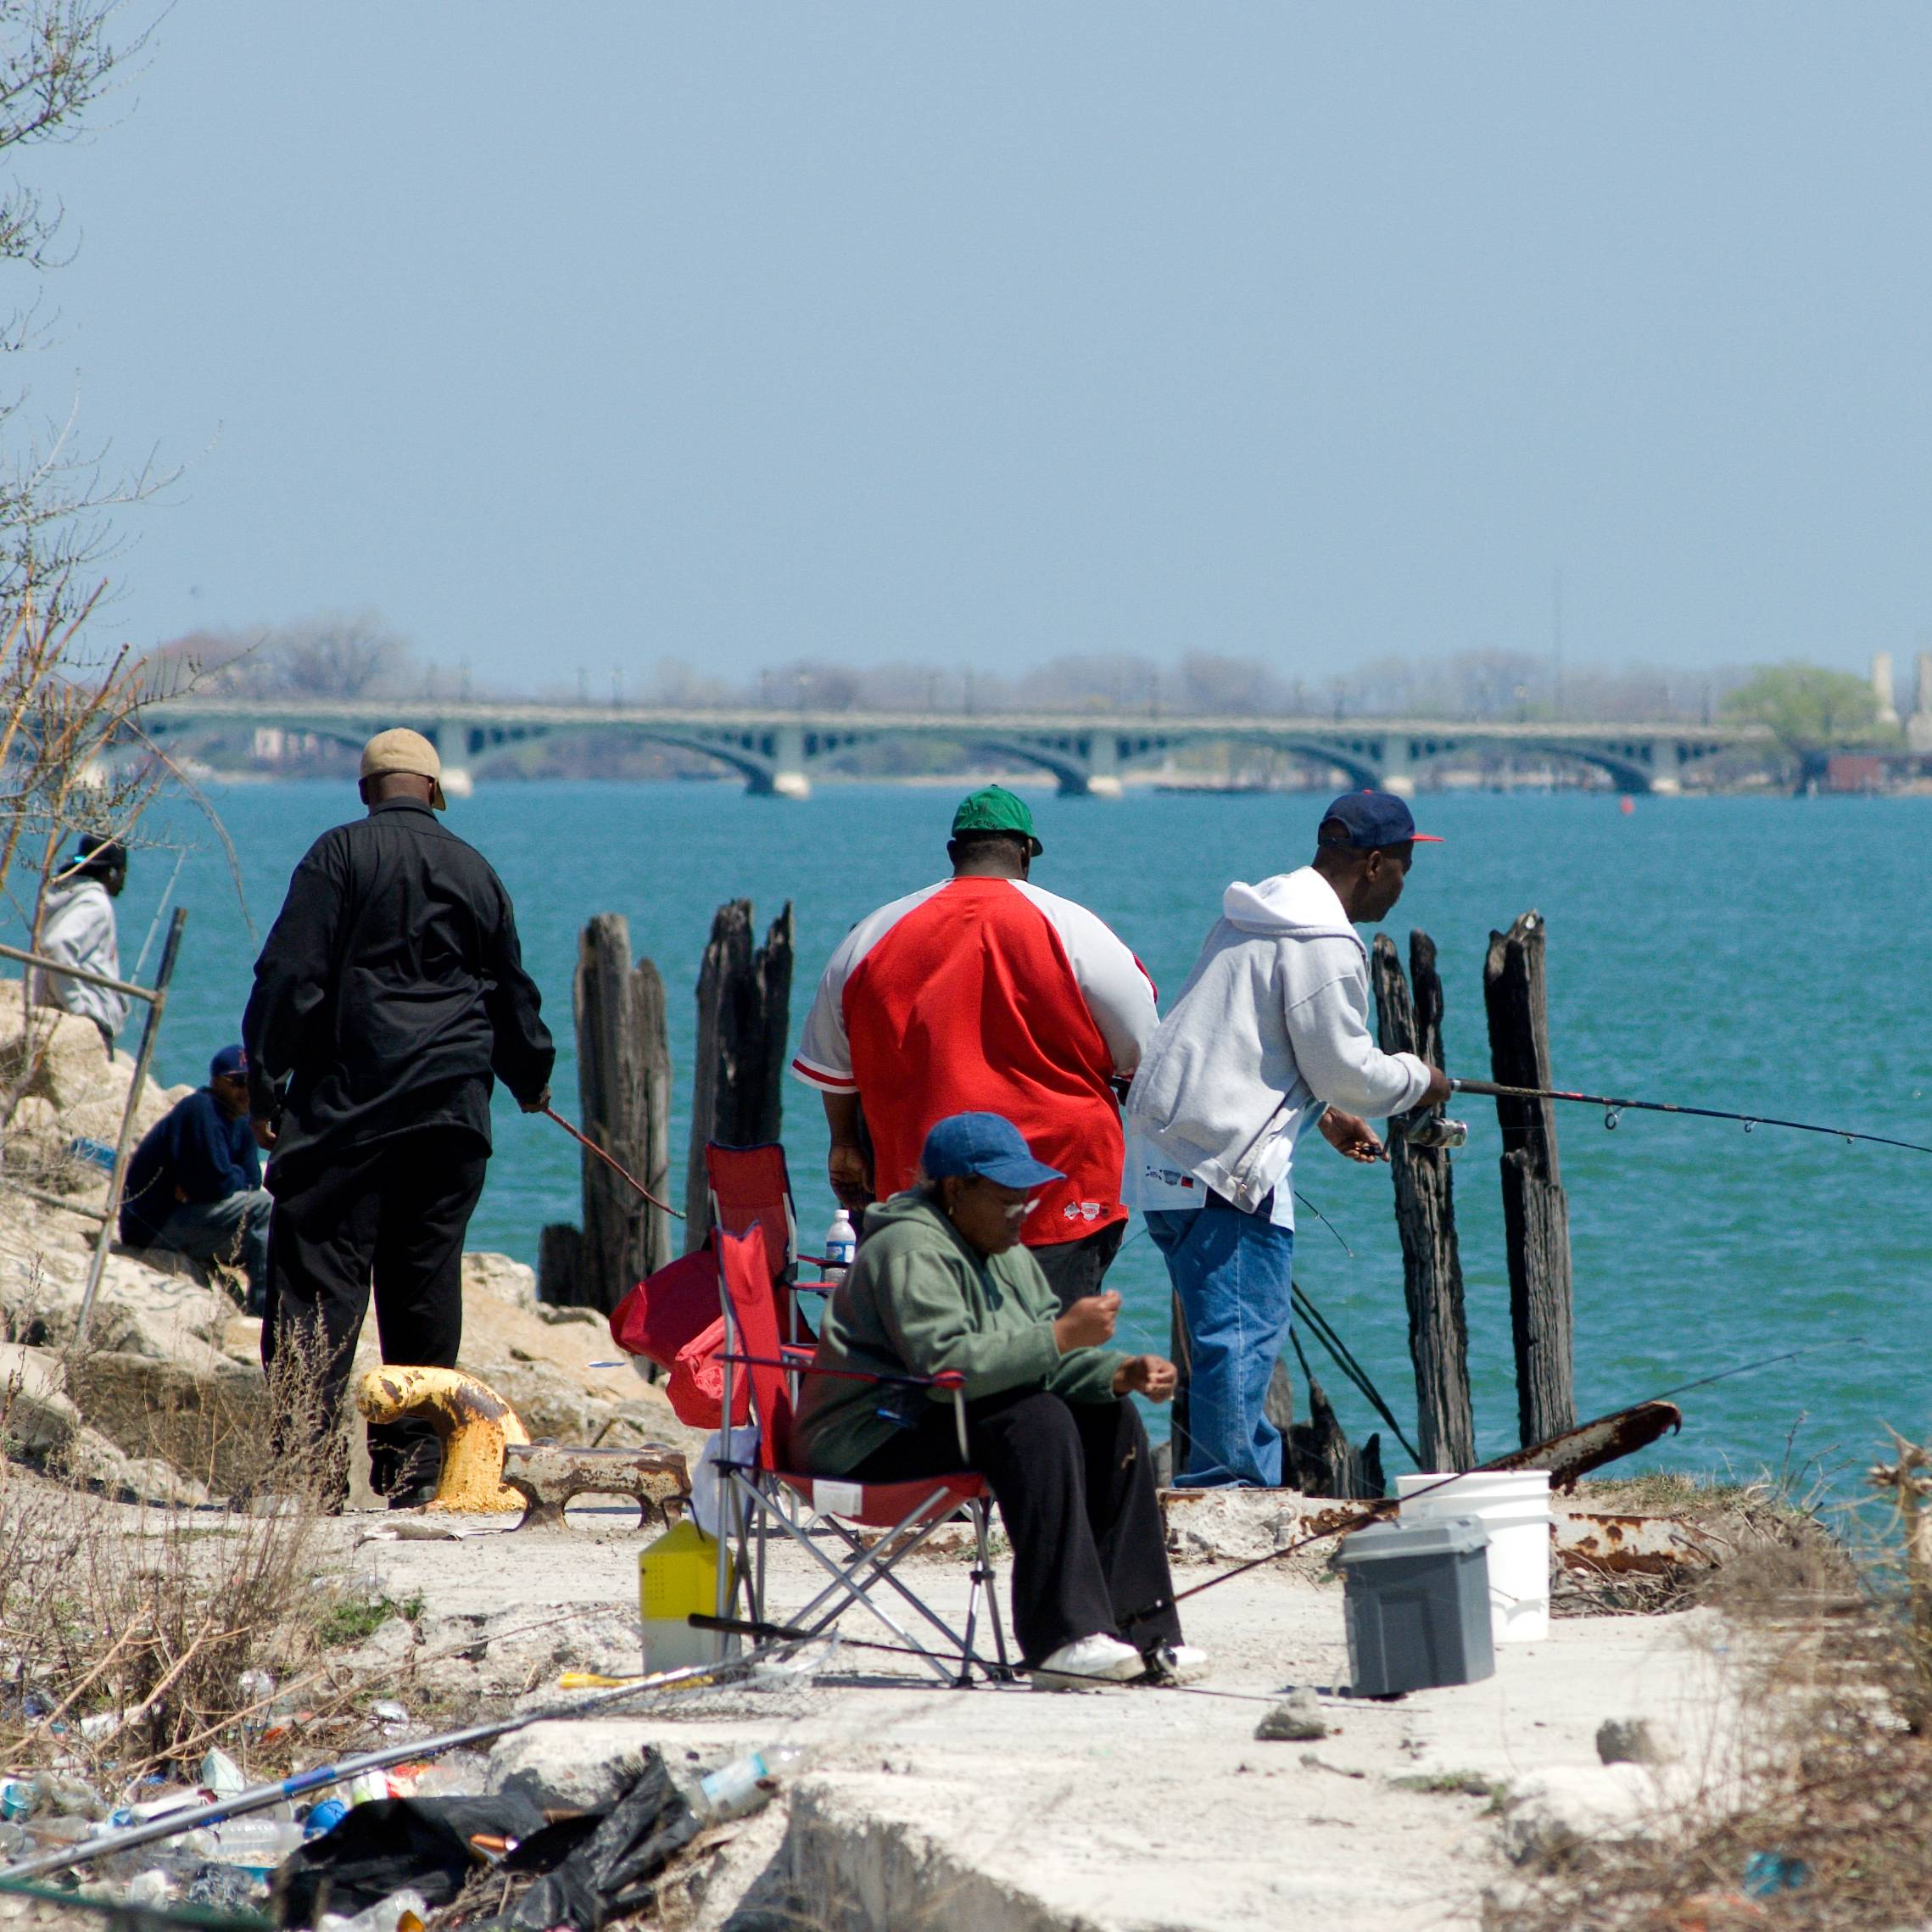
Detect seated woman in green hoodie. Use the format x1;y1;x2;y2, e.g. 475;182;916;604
790;1111;1204;1689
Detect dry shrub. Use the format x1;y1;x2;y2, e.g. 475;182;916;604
0;1325;352;1780
1487;1450;1932;1932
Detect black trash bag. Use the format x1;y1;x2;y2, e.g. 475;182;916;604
507;1754;699;1932
273;1791;551;1928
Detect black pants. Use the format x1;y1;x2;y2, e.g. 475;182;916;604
261;1129;489;1497
851;1387;1182;1667
1030;1220;1126;1314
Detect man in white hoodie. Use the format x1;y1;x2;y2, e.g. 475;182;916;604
1124;790;1451;1488
31;836;129;1058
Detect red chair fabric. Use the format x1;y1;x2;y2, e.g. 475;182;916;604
704;1145;796;1284
663;1312;751;1429
715;1226;792;1466
608;1249;720;1370
776;1471;988;1530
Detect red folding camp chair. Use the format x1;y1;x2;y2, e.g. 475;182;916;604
703;1142;828;1348
711;1223;1012;1687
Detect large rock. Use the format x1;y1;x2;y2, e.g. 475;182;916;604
67;1348;269;1496
0;1341;78;1450
463;1252;538;1311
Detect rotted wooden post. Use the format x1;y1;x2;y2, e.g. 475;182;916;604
541;914;673;1312
1371;930;1476;1471
1483;909;1576;1446
684;900;796;1249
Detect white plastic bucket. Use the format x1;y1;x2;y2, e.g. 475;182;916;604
1396;1471;1553;1644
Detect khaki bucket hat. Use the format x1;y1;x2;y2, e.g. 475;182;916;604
360;728;447;810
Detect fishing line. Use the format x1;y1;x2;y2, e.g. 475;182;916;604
1455;1078;1932;1157
1116;1336;1876;1639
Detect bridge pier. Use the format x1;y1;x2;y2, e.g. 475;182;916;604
1376;737;1417;798
1080;734;1123;799
755;723;811;799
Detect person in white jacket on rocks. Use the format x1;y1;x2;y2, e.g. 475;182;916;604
1124;790;1451;1488
31;836;129;1058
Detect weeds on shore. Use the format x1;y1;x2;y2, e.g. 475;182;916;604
1486;1439;1932;1932
0;1326;354;1781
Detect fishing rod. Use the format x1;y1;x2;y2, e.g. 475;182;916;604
131;849;187;984
1453;1078;1932;1157
3;1644;785;1882
542;1104;684;1219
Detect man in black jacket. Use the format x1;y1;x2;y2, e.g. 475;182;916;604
244;728;555;1505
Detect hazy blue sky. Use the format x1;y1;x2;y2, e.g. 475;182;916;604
20;4;1932;689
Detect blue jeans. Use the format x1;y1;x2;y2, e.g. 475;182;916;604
152;1188;273;1312
1145;1204;1294;1488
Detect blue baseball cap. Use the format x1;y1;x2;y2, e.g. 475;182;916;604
1317;790;1443;850
209;1044;248;1080
920;1113;1064;1190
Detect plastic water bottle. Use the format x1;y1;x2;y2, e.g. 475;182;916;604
201;1815;306;1869
823;1208;857;1275
692;1744;807;1824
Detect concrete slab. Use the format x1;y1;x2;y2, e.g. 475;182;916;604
357;1514;1732;1931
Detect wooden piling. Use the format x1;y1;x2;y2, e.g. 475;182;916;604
684;900;796;1248
1483;910;1576;1445
1371;930;1476;1471
539;914;672;1312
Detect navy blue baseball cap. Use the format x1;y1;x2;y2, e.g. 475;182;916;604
209;1044;247;1080
920;1113;1064;1190
1317;790;1443;849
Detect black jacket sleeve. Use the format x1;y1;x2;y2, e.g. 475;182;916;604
480;872;555;1105
242;837;347;1124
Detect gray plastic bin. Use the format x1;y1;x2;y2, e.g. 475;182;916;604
1335;1513;1495;1696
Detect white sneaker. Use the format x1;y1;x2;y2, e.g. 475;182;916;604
1147;1643;1211;1684
1029;1633;1144;1691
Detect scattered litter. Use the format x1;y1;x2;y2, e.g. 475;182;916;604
690;1744;807;1825
358;1521;481;1544
371;1700;410;1725
201;1748;247;1795
749;1639;840;1689
318;1883;427;1932
1255;1689;1328;1742
276;1792;550;1925
304;1799;351;1839
1740;1851;1807;1897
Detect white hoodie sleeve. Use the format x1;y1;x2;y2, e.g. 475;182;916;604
1283;965;1430;1119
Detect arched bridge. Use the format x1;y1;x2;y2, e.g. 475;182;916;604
137;698;1770;798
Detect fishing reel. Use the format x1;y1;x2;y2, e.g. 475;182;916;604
1389;1113;1469;1151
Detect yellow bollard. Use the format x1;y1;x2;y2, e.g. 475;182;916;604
355;1365;529;1511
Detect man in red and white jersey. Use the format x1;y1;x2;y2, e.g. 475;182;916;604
791;786;1158;1308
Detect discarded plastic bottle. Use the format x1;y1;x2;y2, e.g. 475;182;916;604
638;1518;735;1673
692;1744;807;1825
823;1208;857;1275
200;1816;306;1870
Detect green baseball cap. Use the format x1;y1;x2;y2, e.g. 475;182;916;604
950;785;1043;856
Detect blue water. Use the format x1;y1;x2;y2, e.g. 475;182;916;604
78;780;1932;1486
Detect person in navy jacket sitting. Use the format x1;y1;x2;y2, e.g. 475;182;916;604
120;1044;271;1314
